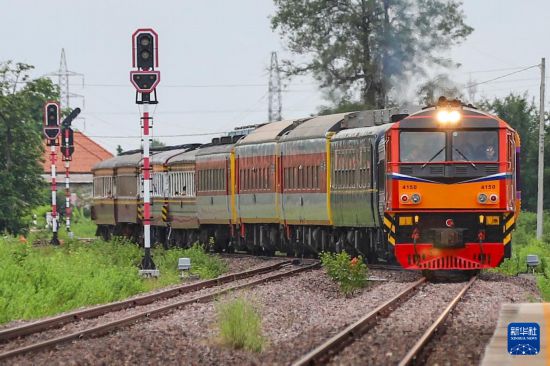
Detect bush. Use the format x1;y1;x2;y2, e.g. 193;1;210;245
491;211;550;300
217;296;264;352
320;251;368;295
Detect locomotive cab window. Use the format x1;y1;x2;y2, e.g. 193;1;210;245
451;130;498;162
400;131;446;163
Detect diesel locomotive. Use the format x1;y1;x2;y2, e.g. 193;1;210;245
91;98;520;271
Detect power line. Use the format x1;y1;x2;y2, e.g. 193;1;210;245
87;131;229;139
467;64;540;88
462;66;536;74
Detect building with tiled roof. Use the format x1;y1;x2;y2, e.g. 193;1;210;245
42;131;113;199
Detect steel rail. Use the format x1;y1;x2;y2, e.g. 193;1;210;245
293;277;427;366
0;260;291;342
398;276;476;366
0;261;318;361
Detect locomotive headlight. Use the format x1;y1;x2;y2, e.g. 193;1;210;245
478;193;488;204
448;110;461;123
436;110;450;123
411;193;421;204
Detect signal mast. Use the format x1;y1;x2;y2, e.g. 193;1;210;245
43;102;61;245
131;28;161;277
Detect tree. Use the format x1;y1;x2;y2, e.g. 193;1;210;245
151;138;166;148
481;93;550;212
271;0;473;108
0;62;58;234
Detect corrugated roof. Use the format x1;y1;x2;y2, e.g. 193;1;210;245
332;124;392;140
151;148;190;165
167;149;198;165
43;131;113;174
236;119;306;145
279;113;350;141
196;143;234;157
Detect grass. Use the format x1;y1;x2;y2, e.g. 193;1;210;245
491;211;550;300
0;237;227;325
217;296;264;352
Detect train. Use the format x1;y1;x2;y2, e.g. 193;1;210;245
91;98;520;271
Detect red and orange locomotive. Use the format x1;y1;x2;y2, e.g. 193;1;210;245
384;98;520;270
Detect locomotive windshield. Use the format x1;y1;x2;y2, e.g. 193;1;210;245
452;130;498;162
399;131;446;163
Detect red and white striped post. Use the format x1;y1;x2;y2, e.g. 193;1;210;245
50;144;60;245
142;104;153;263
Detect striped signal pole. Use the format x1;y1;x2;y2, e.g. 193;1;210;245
44;101;61;245
50;144;59;245
63;129;72;238
60;108;79;239
131;28;161;277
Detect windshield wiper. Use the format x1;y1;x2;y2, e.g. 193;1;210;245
421;146;445;169
454;148;477;169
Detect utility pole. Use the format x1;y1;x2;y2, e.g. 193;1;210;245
268;52;282;122
537;57;546;240
131;28;161;277
46;49;85;128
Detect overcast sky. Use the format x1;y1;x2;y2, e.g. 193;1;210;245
2;0;548;153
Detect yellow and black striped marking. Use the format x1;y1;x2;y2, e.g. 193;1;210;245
137;205;144;221
503;212;516;245
162;204;168;222
383;213;396;246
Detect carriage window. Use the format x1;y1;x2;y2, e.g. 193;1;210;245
400;131;446;163
452;130;498;162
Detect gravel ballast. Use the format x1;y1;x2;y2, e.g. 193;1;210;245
6;269;540;366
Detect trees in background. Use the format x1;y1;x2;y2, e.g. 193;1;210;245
272;0;472;109
0;62;58;234
482;93;550;212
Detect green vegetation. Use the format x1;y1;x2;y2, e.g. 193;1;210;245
217;296;264;352
492;211;550;300
0;62;58;234
0;238;226;324
320;251;369;295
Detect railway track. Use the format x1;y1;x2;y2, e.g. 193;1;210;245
0;259;318;361
293;276;476;366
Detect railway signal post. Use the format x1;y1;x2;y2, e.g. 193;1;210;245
131;28;161;277
43;101;61;245
60;108;81;239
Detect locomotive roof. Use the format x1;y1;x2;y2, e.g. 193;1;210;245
91;152;142;170
236;119;307;145
331;124;393;140
167;149;198;165
398;106;505;129
279;113;350;142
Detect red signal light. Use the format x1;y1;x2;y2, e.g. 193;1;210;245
445;219;454;228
